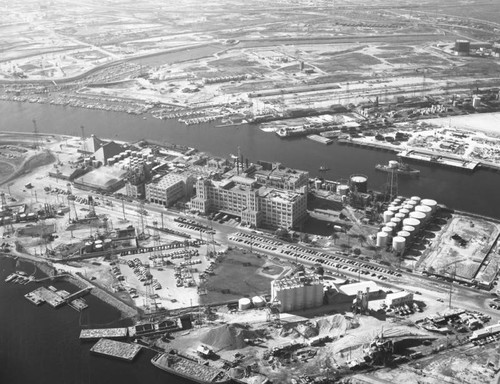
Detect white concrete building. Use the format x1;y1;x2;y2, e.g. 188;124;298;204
146;173;195;207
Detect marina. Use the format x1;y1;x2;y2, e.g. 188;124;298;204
80;327;129;340
90;338;142;361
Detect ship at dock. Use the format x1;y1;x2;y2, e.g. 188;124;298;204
151;351;232;384
375;160;420;176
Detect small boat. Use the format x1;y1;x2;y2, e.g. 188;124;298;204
375;160;420;176
5;273;16;283
318;165;330;172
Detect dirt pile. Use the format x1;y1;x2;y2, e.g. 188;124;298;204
200;324;266;351
316;314;348;338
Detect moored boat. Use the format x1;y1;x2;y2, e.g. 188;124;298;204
375;160;420;176
151;351;232;384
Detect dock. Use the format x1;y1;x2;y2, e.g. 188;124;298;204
307;134;333;145
90;338;141;361
398;149;479;171
69;298;88;311
24;287;66;308
80;327;128;340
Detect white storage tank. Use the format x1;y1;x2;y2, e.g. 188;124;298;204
409;211;426;222
421;199;438;213
415;205;432;219
410;196;421;204
382;226;393;235
350;175;368;193
403;203;414;211
392;198;402;205
392;236;406;253
336;184;350;196
398;208;410;217
252;296;265;308
397;230;411;240
395;212;406;220
390;217;402;228
406;200;418;209
402;225;415;233
403;218;420;230
383;211;394;223
94;244;103;252
238;298;252;311
376;232;388;247
388;206;399;214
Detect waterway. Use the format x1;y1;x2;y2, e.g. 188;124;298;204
1;100;499;219
0;256;192;384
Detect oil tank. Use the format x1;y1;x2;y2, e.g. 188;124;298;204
238;298;252;311
415;205;432;220
314;179;322;189
386;221;398;232
376;232;388;247
402;225;415;236
314;283;324;307
94;244;103;252
397;230;411;240
388;206;399;214
395;212;406;220
409;211;426;222
104;238;112;249
420;199;438;213
403;218;420;230
392;237;406;253
390;217;402;228
84;241;93;253
296;284;305;311
392;198;402;205
336;184;350;196
252;296;265;308
410;196;421;204
406;200;418;209
398;208;410;217
383;211;394;223
381;226;393;235
350;175;368;193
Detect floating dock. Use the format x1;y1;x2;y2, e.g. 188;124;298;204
69;298;88;311
24;287;65;307
80;327;128;340
90;338;141;361
307;134;333;145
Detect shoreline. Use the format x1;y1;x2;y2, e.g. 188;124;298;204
0;252;139;320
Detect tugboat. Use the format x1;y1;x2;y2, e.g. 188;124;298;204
375;160;420;176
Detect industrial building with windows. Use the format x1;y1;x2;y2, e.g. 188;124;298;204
146;173;195;207
190;174;307;229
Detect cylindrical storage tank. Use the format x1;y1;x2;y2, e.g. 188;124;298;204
336;184;350;196
386;221;398;232
305;284;315;310
415;205;432;220
410;196;421;204
402;225;415;233
409;211;426;224
19;213;27;221
403;203;414;211
390;217;402;228
94;239;103;246
383;211;394;223
296;284;305;310
398;208;410;217
376;232;388;247
388;206;399;214
314;179;322;189
104;238;112;249
392;198;402;205
252;296;265;308
27;212;36;220
382;226;393;235
238;298;252;311
455;40;470;56
406;200;418;208
388;160;399;169
421;199;438;213
395;212;406;220
350;175;368;193
94;244;103;252
84;241;93;253
403;218;421;230
392;236;406;253
397;230;411;240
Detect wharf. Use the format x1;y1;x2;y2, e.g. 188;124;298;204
90;338;141;361
398;149;479;170
24;287;65;308
307;134;333;145
80;327;128;340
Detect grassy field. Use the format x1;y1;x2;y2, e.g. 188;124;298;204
200;249;284;305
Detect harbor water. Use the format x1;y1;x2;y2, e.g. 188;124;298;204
1;100;499;218
0;257;191;384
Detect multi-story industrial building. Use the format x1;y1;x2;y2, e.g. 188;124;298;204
146;173;195;207
190;174;307;229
